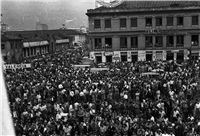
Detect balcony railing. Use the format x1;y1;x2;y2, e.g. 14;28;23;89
191;42;199;46
155;47;163;50
145;44;153;49
120;47;128;50
131;45;138;50
176;44;184;48
166;44;174;49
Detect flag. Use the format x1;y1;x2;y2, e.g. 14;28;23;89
0;57;15;136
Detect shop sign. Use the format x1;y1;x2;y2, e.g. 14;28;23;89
156;51;163;54
113;53;120;61
113;53;119;57
95;53;102;56
146;51;153;54
192;50;200;53
131;52;138;55
121;52;127;55
145;28;178;34
171;50;179;53
104;52;113;56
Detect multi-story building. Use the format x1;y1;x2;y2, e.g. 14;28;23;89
1;29;87;63
86;1;200;63
1;34;23;63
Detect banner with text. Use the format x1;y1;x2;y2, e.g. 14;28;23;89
3;64;31;70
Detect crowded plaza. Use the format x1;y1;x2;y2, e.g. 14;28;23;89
3;47;200;136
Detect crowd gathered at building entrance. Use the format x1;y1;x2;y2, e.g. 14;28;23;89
3;46;200;136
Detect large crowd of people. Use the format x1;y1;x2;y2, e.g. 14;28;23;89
3;47;200;136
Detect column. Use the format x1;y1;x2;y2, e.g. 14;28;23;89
153;36;156;49
152;50;156;61
127;37;131;50
152;16;156;29
101;18;104;31
174;52;177;62
127;17;131;30
163;51;167;61
163;36;167;49
102;38;105;49
127;51;131;62
102;51;106;63
112;35;120;50
28;48;31;56
174;35;177;49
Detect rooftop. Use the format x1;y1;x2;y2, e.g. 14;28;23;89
87;1;200;14
1;34;23;41
6;29;80;42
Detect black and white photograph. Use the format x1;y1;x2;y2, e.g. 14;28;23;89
1;0;200;136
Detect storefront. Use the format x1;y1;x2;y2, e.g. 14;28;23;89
131;52;138;62
166;51;174;61
95;53;102;63
146;51;153;61
104;52;113;63
121;52;127;62
155;51;163;61
177;50;184;62
191;50;200;60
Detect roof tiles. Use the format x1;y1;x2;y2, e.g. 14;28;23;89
91;1;200;11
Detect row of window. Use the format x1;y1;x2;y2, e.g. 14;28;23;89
1;44;5;50
1;43;21;50
94;35;199;49
94;15;199;29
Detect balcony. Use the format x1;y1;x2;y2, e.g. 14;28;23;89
105;48;112;51
191;42;199;48
120;47;128;50
176;44;184;49
145;44;153;49
154;43;163;49
166;44;174;49
94;46;113;51
94;46;102;51
131;45;138;50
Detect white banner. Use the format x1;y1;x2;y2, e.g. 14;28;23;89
23;41;48;48
3;64;31;70
90;68;109;72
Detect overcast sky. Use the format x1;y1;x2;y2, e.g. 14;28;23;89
1;0;96;30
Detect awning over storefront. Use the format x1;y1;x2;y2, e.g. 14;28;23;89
23;41;48;48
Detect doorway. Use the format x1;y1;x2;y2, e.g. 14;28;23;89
121;55;127;62
132;55;138;62
146;54;152;61
167;53;174;61
96;56;102;63
177;52;184;62
106;56;112;63
191;53;199;60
